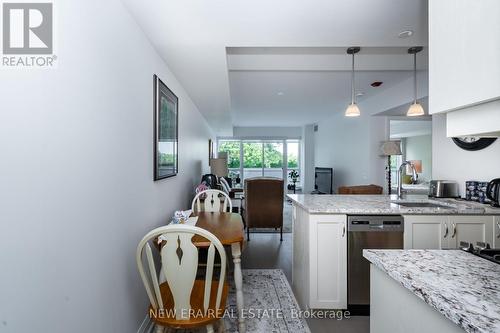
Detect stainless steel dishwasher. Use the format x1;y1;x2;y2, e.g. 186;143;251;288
347;215;404;314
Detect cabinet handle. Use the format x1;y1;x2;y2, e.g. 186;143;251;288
342;225;346;238
444;223;449;238
497;222;500;239
451;223;457;238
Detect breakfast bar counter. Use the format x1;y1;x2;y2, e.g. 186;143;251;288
363;249;500;333
287;194;500;215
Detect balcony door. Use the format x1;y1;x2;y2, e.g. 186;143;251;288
263;141;284;179
242;141;263;180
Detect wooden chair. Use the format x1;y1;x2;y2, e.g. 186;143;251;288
136;225;228;333
192;189;232;214
243;177;284;241
338;184;383;195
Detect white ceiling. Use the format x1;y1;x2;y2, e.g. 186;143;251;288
121;0;429;134
230;70;415;126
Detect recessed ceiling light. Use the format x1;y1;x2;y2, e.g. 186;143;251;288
371;81;383;87
356;91;365;97
398;30;414;38
277;91;284;96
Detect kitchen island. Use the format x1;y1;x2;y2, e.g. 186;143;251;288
363;249;500;333
287;194;500;310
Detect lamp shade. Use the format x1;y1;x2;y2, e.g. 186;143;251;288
210;158;228;177
407;102;425;117
345;103;360;117
407;160;422;173
380;141;402;156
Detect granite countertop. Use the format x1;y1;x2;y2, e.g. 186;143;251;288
287;194;500;215
363;249;500;333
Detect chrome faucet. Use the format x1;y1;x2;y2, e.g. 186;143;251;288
397;161;418;199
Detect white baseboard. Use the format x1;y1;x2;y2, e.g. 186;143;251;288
137;315;154;333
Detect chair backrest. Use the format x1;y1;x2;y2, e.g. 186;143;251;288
244;177;284;228
136;224;226;320
191;189;232;213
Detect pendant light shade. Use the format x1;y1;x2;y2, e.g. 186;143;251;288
407;46;424;117
345;47;361;117
345;103;360;117
407;102;425;117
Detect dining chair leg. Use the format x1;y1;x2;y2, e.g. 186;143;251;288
280;226;283;241
206;324;215;333
247;226;250;241
231;242;246;333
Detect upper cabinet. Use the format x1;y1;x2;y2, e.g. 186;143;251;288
429;0;500;137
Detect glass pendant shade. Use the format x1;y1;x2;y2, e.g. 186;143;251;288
345;103;361;117
407;102;425;117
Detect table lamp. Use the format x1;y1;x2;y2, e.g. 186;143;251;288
380;141;402;194
210;158;228;178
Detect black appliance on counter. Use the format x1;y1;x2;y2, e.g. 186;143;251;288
460;241;500;265
486;178;500;207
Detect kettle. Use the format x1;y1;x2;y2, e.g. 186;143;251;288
486;178;500;207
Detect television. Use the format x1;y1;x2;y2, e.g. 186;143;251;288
314;167;333;194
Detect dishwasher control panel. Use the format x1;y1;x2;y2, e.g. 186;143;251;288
347;215;404;232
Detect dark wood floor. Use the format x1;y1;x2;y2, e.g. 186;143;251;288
241;232;370;333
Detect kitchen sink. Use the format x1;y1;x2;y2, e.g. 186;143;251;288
394;202;452;209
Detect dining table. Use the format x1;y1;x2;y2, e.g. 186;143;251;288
182;211;247;333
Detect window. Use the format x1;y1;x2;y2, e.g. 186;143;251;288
218;140;240;168
217;138;302;187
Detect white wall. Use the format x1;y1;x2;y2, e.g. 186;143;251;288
432;114;500;195
404;135;432;182
0;1;213;332
232;126;302;138
314;113;387;192
301;124;315;192
313;71;427;193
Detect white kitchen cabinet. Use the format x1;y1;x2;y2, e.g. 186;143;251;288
447;216;494;249
292;206;347;309
493;216;500;248
404;215;497;249
403;215;448;250
429;0;500;115
309;214;347;309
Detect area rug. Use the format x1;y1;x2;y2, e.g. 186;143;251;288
158;269;310;333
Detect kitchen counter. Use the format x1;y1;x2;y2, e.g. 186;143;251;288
287;194;500;215
363;249;500;333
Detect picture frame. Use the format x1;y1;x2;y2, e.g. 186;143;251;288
154;74;179;180
208;139;214;164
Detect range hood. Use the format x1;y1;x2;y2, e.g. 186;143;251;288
446;99;500;137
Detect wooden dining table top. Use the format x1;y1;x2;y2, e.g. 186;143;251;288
191;212;245;247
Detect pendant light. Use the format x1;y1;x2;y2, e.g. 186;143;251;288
407;46;424;116
345;47;361;117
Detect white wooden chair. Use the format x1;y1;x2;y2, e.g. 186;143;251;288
219;177;231;195
136;224;228;333
192;189;232;214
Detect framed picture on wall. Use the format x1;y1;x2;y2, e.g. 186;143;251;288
208;139;214;164
154;74;178;180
